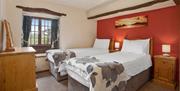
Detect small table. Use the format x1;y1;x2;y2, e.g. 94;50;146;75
153;55;176;89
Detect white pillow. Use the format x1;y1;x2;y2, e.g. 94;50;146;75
93;39;110;49
121;39;150;54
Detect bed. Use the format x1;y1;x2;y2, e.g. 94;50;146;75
65;38;153;91
46;39;111;81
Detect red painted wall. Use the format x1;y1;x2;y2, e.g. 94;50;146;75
97;6;180;81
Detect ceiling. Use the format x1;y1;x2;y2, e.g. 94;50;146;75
38;0;178;11
40;0;117;10
87;0;176;19
36;0;177;19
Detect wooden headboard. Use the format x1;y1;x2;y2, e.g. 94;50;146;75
109;38;115;50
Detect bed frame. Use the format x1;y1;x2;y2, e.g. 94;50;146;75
48;60;67;81
68;37;153;91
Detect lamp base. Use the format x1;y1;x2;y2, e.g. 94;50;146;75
163;53;170;57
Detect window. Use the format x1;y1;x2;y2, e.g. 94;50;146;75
29;17;52;46
22;16;59;53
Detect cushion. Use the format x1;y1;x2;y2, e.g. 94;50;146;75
53;52;67;66
121;39;150;54
93;39;110;49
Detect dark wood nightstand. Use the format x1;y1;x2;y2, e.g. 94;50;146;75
109;49;120;53
153;55;176;89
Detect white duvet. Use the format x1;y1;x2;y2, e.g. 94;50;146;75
68;48;109;57
94;52;152;76
46;48;109;63
66;52;152;87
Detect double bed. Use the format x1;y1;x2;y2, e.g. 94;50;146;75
65;38;153;91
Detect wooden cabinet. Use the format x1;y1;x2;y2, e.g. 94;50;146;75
153;55;176;89
0;47;36;91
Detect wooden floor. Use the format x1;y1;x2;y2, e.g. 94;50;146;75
36;71;179;91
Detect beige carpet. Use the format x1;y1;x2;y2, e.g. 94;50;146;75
36;72;179;91
37;74;67;91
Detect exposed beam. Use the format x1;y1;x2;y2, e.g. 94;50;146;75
88;0;169;19
16;6;66;17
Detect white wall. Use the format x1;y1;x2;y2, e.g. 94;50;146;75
35;56;49;72
0;0;2;20
0;0;5;20
4;0;97;49
0;0;5;31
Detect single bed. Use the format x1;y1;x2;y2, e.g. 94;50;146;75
47;48;109;64
46;39;111;81
65;38;153;91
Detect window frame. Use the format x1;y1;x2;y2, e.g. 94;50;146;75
29;16;53;47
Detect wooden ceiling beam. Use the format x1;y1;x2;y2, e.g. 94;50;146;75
16;6;66;17
88;0;169;19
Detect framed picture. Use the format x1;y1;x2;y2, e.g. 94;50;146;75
115;15;148;29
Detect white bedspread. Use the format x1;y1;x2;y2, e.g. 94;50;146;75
68;48;109;57
94;52;152;76
46;48;109;76
66;52;152;87
46;48;109;63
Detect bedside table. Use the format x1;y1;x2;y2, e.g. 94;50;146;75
153;55;176;89
109;49;120;53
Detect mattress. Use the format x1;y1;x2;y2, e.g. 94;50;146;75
66;52;152;87
46;48;109;63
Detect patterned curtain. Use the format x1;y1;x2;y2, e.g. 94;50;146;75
51;19;59;49
22;16;32;47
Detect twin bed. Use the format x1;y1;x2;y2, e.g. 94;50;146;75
46;39;111;81
46;38;153;91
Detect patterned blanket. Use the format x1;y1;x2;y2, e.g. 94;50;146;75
65;56;130;91
50;50;76;75
52;50;76;66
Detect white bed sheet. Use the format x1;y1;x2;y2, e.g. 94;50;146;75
68;48;109;57
46;48;109;63
66;52;152;87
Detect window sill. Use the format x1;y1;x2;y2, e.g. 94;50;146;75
35;53;46;58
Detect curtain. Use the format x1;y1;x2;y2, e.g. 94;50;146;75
51;19;59;49
22;16;32;47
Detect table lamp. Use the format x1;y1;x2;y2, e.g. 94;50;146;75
115;42;120;50
162;44;170;56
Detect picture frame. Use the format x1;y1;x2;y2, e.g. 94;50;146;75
115;15;148;29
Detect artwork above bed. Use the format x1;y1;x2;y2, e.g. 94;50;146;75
115;15;148;29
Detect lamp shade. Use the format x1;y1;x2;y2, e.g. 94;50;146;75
162;44;170;53
115;42;120;49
